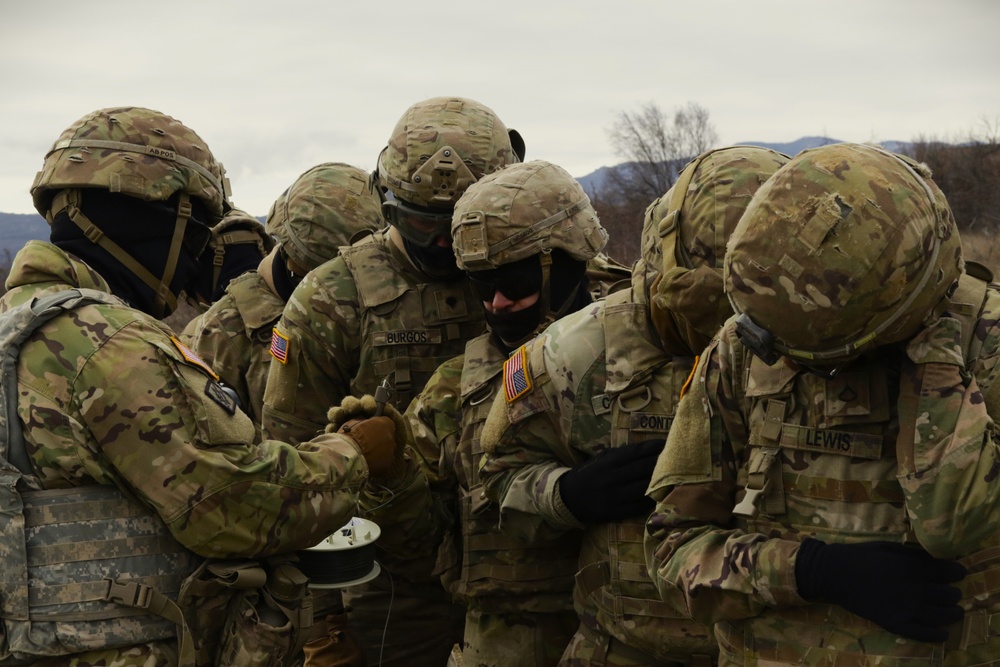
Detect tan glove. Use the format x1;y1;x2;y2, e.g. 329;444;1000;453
326;395;408;481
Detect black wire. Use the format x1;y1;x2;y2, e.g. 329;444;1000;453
297;544;377;585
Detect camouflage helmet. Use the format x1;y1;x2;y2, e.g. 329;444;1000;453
378;97;519;209
31;106;229;220
452;160;607;272
650;146;790;349
266;162;384;275
29;107;229;318
658;145;791;275
726;142;964;365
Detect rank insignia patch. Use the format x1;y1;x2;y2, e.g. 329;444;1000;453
270;327;290;364
503;345;533;403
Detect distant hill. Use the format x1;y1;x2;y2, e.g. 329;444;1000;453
576;136;913;195
0;212;48;259
0;136;917;259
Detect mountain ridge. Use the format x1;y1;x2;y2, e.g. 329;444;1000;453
0;137;913;257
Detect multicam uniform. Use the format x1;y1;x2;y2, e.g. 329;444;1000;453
263;228;481;665
645;275;1000;665
645;143;1000;666
479;268;715;666
0;241;369;667
183;270;284;427
363;331;583;666
263;227;487;439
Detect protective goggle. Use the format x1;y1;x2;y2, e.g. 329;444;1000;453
381;190;453;248
467;256;542;302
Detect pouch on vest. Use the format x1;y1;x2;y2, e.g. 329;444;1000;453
178;557;315;667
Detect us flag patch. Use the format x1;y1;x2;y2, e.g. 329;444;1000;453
270;327;290;364
171;337;219;380
503;345;533;403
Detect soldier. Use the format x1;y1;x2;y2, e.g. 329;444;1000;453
261;96;524;667
0;106;401;667
183;162;384;427
181;206;274;314
347;159;608;666
643;142;1000;665
478;146;790;666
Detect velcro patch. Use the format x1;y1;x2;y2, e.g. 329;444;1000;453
270;327;290;363
171;337;218;380
503;346;533;403
205;380;238;415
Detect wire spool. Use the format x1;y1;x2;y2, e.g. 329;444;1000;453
298;517;381;589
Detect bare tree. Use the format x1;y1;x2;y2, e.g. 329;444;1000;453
595;101;718;264
905;116;1000;234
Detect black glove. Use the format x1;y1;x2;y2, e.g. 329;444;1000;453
794;538;966;643
557;439;662;524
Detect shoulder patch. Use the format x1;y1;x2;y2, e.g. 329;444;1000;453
270;327;290;363
680;355;699;400
503;345;533;403
171;336;219;380
205;380;238;415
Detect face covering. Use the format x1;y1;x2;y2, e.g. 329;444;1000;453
403;237;462;279
50;190;210;317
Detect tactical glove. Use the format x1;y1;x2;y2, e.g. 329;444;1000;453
557;439;663;524
794;538;966;643
327;395;408;481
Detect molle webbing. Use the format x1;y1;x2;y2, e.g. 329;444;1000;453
0;288;199;664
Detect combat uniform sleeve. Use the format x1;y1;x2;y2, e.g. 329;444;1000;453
479;337;589;538
185;300;255;424
63;317;369;559
895;315;1000;557
262;262;360;443
357;359;460;583
643;333;805;626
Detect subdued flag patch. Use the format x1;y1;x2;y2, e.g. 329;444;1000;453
270;327;290;364
171;336;219;380
503;345;533;403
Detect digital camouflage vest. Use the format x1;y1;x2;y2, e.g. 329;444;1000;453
1;289;318;667
572;283;716;663
0;289;200;664
722;268;1000;666
339;232;486;409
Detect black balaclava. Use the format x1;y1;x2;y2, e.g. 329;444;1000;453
403;236;462;279
50;190;211;317
271;248;303;302
485;249;590;353
190;237;267;304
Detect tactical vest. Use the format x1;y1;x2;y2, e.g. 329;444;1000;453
438;334;581;614
339;233;486;409
723;268;1000;666
575;287;716;663
0;288;316;667
0;289;200;664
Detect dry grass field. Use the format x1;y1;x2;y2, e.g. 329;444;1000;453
962;229;1000;278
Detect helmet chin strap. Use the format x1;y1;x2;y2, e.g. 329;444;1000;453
49;189;191;318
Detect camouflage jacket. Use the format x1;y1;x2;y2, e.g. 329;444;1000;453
0;241;370;666
183;270;284;429
644;273;1000;665
262;229;486;442
364;332;582;614
478;269;715;661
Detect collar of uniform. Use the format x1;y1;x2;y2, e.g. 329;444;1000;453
6;240;112;294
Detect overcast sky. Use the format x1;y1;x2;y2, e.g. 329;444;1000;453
1;0;997;217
